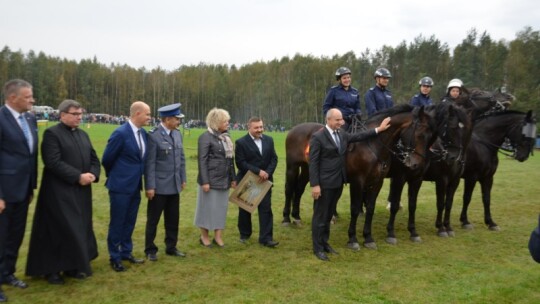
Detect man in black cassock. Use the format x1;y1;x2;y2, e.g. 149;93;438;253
25;99;100;285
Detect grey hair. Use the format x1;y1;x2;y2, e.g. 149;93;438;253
58;99;82;113
3;79;32;99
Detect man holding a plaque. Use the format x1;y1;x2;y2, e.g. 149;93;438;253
235;117;279;248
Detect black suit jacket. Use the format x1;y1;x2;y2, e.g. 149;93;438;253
235;134;278;183
309;126;377;189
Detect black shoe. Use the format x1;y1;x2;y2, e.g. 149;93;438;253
199;237;212;248
0;289;7;302
64;270;88;279
146;253;158;261
110;260;126;272
3;274;28;289
166;249;186;257
324;246;339;255
45;273;65;285
122;255;145;264
212;239;225;248
314;251;330;261
261;240;279;248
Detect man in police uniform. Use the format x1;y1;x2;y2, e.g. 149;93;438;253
144;103;187;261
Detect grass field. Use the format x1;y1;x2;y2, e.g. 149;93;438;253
5;122;540;303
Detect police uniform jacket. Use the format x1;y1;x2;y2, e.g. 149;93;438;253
365;86;394;117
144;124;186;195
322;84;361;118
410;93;433;107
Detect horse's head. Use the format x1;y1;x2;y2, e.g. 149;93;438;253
430;103;472;165
378;104;434;170
508;110;536;162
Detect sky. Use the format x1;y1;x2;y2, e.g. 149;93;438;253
2;0;539;71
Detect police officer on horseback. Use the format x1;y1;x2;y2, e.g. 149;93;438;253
410;77;434;106
365;67;394;117
441;78;464;103
322;67;361;131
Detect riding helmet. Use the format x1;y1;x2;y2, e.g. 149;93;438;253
335;67;352;80
374;68;392;79
419;76;434;87
447;78;463;90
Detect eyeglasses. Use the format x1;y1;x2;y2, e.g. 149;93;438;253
66;112;83;116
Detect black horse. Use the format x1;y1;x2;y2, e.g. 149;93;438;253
459;110;536;230
385;89;513;241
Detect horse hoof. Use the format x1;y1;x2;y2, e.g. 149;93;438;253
438;231;448;238
281;221;290;227
488;225;500;231
385;237;397;245
447;230;455;237
410;236;422;243
363;242;377;250
347;242;361;251
462;223;474;230
292;219;303;227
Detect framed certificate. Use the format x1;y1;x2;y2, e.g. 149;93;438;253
229;171;272;213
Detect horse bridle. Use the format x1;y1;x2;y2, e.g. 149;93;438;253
393;117;428;165
474;118;536;158
429;118;465;163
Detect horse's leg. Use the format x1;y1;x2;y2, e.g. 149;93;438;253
435;180;448;237
283;162;299;225
362;188;380;249
347;181;362;250
407;178;423;242
291;163;309;225
331;186;343;224
480;176;499;231
443;177;461;237
460;177;477;229
386;176;405;245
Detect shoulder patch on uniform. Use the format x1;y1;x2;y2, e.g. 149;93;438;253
149;127;158;133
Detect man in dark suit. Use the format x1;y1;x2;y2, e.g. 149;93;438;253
235;117;279;247
0;79;38;302
103;101;151;272
309;108;391;261
144;103;187;261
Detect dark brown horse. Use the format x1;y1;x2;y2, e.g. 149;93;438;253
460;110;536;230
343;105;436;249
385;103;470;243
283;105;436;240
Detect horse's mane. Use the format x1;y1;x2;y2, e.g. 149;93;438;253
367;104;414;124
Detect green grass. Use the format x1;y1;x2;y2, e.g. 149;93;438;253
6;122;540;303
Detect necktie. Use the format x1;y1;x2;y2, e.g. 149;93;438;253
18;115;32;153
333;131;341;150
137;129;144;158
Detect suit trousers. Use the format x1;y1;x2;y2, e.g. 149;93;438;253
312;186;342;253
238;190;273;243
107;191;141;262
0;199;29;280
145;193;179;254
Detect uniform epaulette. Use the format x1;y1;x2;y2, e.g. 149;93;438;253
331;85;339;89
149;127;158;133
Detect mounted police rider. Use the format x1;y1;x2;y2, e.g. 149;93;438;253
365;67;394;117
322;67;361;131
410;77;434;106
441;78;464;103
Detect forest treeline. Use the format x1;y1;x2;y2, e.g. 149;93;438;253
1;26;539;127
